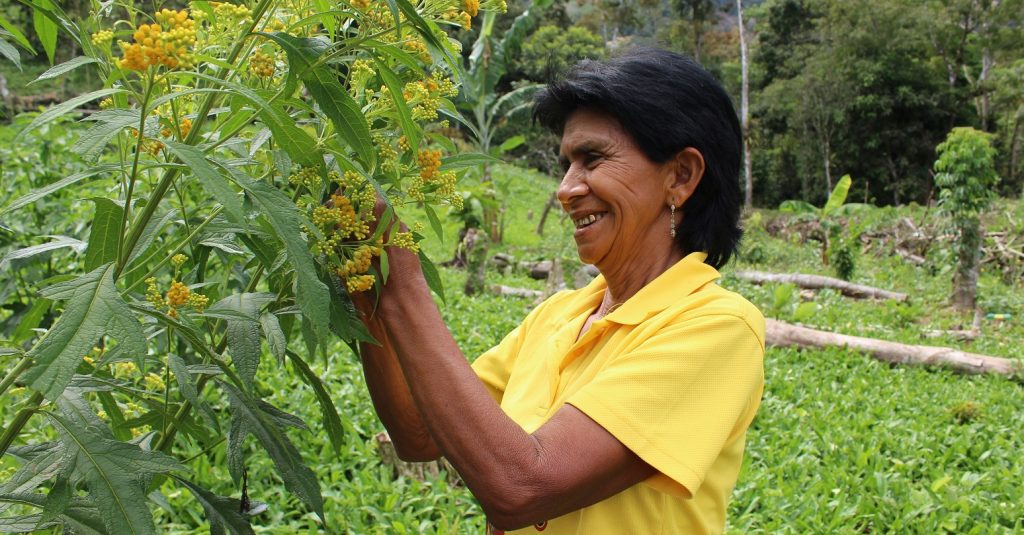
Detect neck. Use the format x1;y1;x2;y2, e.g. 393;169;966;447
597;245;684;309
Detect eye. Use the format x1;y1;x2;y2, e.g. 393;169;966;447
583;151;603;168
558;157;570;174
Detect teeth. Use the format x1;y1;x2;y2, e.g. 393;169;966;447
574;213;604;228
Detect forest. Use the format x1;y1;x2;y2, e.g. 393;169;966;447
0;0;1022;533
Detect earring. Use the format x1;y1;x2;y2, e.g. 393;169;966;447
669;203;677;238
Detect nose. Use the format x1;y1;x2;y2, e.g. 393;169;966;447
556;163;588;210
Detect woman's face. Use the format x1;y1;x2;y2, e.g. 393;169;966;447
556;109;686;272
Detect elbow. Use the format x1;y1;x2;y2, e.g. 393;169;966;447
376;431;442;463
475;472;551;530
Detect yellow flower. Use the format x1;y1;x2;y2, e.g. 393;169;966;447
250;50;276;78
91;30;115;47
346;274;376;293
113;361;139;378
187;293;210;312
417;148;443;181
166;281;191;306
463;0;480;17
171;253;188;267
144;372;166;391
389;230;420;253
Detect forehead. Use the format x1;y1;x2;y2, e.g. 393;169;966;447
559;108;630;156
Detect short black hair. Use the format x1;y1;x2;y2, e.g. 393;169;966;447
533;47;743;269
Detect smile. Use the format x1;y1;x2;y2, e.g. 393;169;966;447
574;212;606;229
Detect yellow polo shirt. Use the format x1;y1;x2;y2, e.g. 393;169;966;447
471;252;765;534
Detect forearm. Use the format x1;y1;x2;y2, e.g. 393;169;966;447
352;293;441;461
374;248;547;515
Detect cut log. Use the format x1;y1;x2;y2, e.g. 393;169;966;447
374;432;461;485
765;319;1020;378
489;285;542;298
734;270;908;302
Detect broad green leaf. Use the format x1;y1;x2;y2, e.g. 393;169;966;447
497;134;525;153
0;236;85;268
40;475;71;526
0;443;63;503
209;293;275;388
221;382;325;521
0;513;55;531
286;350;345;455
30;56;99;84
17;88;124;141
259;312;286;363
418;250;445;304
233;176;330;341
168;353;219;430
0;14;33;50
73;110;142;162
23;263;146;400
822;174;852;216
777;199;817;214
32;5;57;64
0;494;104;534
1;164;121;215
171;476;256;535
792;301;818;322
45;410;183;535
440;152;499;170
0;36;20;70
84;198;123;270
262;33;376;169
163;141;244;224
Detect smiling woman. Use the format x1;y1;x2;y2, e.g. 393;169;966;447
352;48;764;535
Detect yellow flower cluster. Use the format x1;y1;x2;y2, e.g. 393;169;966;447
250;50;275;78
171;253;188;267
336;170;378;211
161;118;192;140
118;9;197;71
144;372;166;391
335;244;381;278
213;2;253;21
113;361;139;379
91;30;114;47
289;167;322;190
312;193;371;244
167;281;191;306
403;72;457;121
346;274;376;293
402;39;431;64
389;230;420;253
376;134;399;173
351;0;372;10
349;59;376;100
145;276;209;318
417;148;442;181
464;0;480;17
99;98;114;109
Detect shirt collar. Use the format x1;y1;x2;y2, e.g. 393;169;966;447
582;252;721;325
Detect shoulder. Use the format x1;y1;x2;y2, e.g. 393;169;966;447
669;282;765;349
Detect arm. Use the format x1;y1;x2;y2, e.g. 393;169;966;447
366;244;655;530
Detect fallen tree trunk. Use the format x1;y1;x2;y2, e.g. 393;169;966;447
735;270;908;302
489;285;542;298
765;319;1020;378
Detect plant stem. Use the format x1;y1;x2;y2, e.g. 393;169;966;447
0;357;32;398
0;392;44;458
116;69;157;268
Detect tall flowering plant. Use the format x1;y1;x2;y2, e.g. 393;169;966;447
0;0;503;531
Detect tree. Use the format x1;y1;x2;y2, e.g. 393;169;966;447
934;127;1000;310
736;0;753;209
515;25;606;83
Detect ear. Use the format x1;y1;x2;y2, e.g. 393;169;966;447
665;147;705;206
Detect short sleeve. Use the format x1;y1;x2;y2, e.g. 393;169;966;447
471;323;524;403
567;311;764;497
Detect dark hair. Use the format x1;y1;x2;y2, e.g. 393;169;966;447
533;47;743;269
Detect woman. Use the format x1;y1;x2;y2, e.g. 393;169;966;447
352;48;764;534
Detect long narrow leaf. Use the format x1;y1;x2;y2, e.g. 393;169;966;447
171;476;256;535
30;56;99;84
17;88;124;140
84;198;123;270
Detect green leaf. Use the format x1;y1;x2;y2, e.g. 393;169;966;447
45;410;183;535
497;134;525;153
30;56;99;84
23;263;146;400
220;382;325;522
171;476;256;535
440;152;499;170
259;312;287;364
163;141;245;224
423;204;445;243
40;475;71;526
126;209;176;267
374;57;420;153
822;174;852;216
1;164;121;215
73;110;142;162
0;236;85;268
84;198;123;271
418;250;445;304
11;298;51;344
262;33;376;169
0;36;20;70
792;301;818;322
168;353;219;430
0;13;33;50
233;176;330;341
286;350;345;455
17;88;125;141
32;5;57;64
